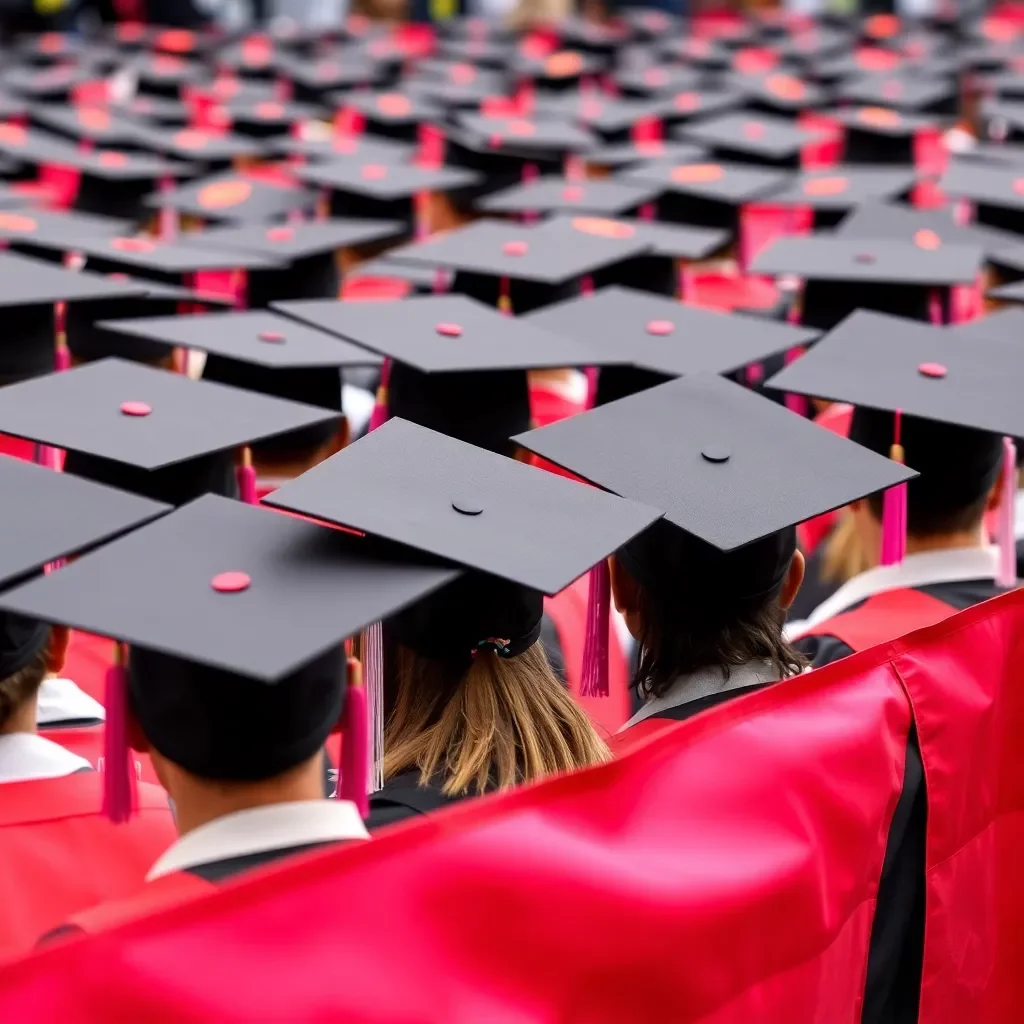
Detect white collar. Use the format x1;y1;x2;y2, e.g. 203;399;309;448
0;733;92;784
35;678;105;726
1014;490;1024;540
620;659;779;731
147;800;369;881
794;546;1000;633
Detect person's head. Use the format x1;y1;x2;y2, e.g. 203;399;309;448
0;618;69;733
609;520;806;700
382;572;609;796
848;407;1006;561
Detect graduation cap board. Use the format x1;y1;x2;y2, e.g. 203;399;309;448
126;124;264;167
512;372;915;552
582;140;707;171
940;159;1024;235
828;106;937;166
475;176;663;217
658;89;744;126
765;309;1024;440
530;94;661;143
220;99;323;140
676;112;824;168
145;172;318;225
836;74;957;115
265;417;662;596
272;132;414;164
453;113;597;159
945;306;1024;343
28;105;147;146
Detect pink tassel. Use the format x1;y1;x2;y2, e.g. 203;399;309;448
782;347;808;417
584;366;600;410
880;410;908;567
54;343;70;373
580;560;610;698
237;448;257;505
102;647;136;824
368;359;391;432
927;287;944;325
997;437;1018;589
340;656;370;817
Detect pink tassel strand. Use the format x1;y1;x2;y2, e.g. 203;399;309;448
997;437;1018;589
363;621;384;793
54;342;70;373
368;359;391;432
880;410;908;567
580;560;610;698
340;651;372;818
102;647;136;824
237;448;258;505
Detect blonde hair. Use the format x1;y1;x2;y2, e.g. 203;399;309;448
383;642;610;797
822;509;873;585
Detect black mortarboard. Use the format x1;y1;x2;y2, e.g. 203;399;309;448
659;36;732;72
0;252;151;386
980;97;1024;142
531;94;659;145
511;49;604;92
0;64;94;103
621;157;788;232
614;63;701;99
751;234;984;330
475;176;662;217
126;123;263;170
115;93;192;128
0;123;82;167
28;104;144;147
765;165;918;228
273;293;595;454
436;36;513;70
384;216;652;314
188;218;404;306
17;32;85;63
620;9;683;42
336;89;442;142
272;131;413;164
676;111;823;169
0;493;458;784
829;105;935;165
407;66;507;110
512;372;913;605
277;52;382;102
131;53;209;98
215;35;279;79
733;71;829;116
837;73;958;115
0;357;340;506
940;158;1024;236
964;138;1024;169
69;148;195;222
295;160;480;229
656;88;744;127
583;139;707;172
146;171;318;225
0;207;132;241
526;284;817;404
946;305;1024;342
453;112;596;160
220;98;322;141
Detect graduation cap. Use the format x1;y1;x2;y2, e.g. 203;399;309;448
220;98;323;141
28;104;144;147
436;35;514;71
945;305;1024;342
407;67;507;111
525;284;818;404
513;373;913;659
272;131;414;165
676;111;824;169
383;216;652;314
829;105;937;166
0;251;154;386
0;492;459;816
336;90;442;142
752;233;984;330
836;73;958;115
0;207;133;241
978;99;1024;145
657;88;744;127
0;64;95;103
614;63;701;99
583;139;707;172
215;35;279;79
274;292;599;454
265;417;660;697
531;94;660;145
764;165;919;228
765;309;1024;575
70;147;195;223
475;176;663;217
621;157;789;232
131;53;210;98
295;160;480;230
126;123;264;170
940;158;1024;236
188;218;404;306
734;72;830;117
511;49;604;91
0;356;342;506
659;36;733;73
277;52;382;102
0;123;82;167
146;171;318;225
453;112;597;161
115;93;192;128
344;256;444;296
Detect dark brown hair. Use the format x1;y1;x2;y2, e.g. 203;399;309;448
0;639;50;730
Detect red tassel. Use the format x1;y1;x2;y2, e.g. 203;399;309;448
368;359;391;432
580;560;610;698
997;437;1018;588
880;410;907;567
54;340;70;373
102;645;136;824
340;656;370;818
237;448;257;505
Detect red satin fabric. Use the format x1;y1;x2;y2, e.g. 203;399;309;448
0;775;174;957
0;647;911;1022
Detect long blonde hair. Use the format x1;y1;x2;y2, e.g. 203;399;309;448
383;642;610;797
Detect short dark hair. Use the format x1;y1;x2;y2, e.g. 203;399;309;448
0;633;50;730
866;489;991;537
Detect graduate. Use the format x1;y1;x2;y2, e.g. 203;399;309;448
264;418;660;827
0;494;458;898
767;310;1024;668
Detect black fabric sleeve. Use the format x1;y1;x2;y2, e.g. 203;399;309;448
862;729;927;1024
794;632;857;669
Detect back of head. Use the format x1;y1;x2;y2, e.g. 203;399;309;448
383;572;608;794
128;645;345;783
0;612;50;730
850;406;1003;537
618;519;805;697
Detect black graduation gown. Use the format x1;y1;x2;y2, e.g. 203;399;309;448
367;771;483;832
185;840;351;884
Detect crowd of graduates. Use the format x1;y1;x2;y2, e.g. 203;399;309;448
0;3;1022;1022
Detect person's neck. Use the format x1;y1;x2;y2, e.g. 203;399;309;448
0;695;38;736
904;523;987;558
169;761;326;838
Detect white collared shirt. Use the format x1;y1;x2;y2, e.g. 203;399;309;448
621;659;780;731
35;678;105;727
146;799;369;881
788;545;1002;637
0;733;91;784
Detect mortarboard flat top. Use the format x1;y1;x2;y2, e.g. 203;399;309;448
0;493;459;682
0;207;132;239
145;172;318;223
0;251;152;308
187;218;406;260
765;165;918;210
436;36;513;68
0;357;340;472
408;66;507;108
676;111;825;160
0;456;170;588
525;285;818;378
265;417;662;595
732;72;829;112
276;53;381;93
345;257;440;292
656;89;744;124
97;310;383;370
531;94;660;136
766;309;1024;439
384;216;652;285
659;35;732;69
337;89;441;126
295;160;480;201
453;113;596;156
621;157;789;204
615;64;702;97
945;306;1024;343
940;158;1024;211
511;48;604;82
512;372;915;551
272;131;413;163
0;64;94;99
126;123;264;163
827;105;935;137
0;123;82;165
960;140;1024;168
836;74;956;112
274;293;597;373
987;278;1024;302
116;94;191;125
583;139;706;169
66;147;193;182
586;217;730;260
476;176;663;216
751;234;984;285
28;105;145;145
220;97;323;129
130;53;210;88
